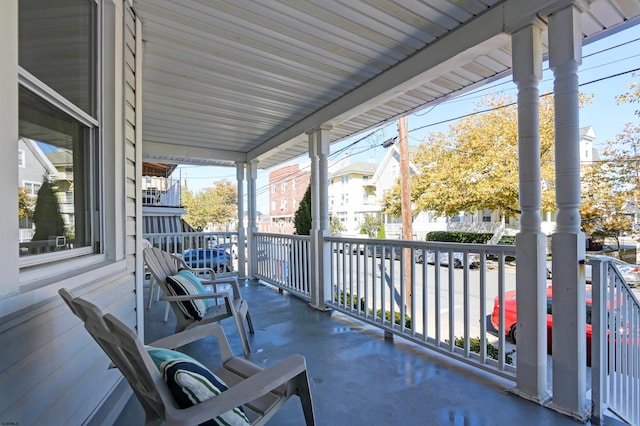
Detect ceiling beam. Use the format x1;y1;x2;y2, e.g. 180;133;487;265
142;140;247;166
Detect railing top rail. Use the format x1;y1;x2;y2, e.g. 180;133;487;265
588;255;640;308
144;231;239;237
324;236;515;254
254;232;310;241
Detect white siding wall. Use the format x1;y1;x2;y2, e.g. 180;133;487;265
0;2;140;424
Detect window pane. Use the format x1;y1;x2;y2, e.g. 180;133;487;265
18;88;93;256
19;0;96;116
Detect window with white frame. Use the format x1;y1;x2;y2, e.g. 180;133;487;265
23;181;42;196
281;181;287;191
18;0;99;260
271;200;276;211
18;150;25;168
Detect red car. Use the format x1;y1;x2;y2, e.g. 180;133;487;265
491;285;594;364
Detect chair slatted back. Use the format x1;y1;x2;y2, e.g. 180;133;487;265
143;247;179;285
59;289;170;423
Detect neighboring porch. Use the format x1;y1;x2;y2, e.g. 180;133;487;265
116;278;589;426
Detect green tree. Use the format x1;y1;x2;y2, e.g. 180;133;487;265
383;95;590;218
376;221;386;239
359;214;380;237
294;185;312;235
329;216;345;236
32;179;65;240
182;180;238;230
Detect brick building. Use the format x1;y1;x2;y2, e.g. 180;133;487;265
268;164;310;233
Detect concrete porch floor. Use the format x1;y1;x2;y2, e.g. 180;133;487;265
115;279;588;426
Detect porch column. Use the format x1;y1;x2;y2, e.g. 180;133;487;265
247;160;259;279
308;126;332;310
236;162;246;278
511;21;550;405
548;4;589;421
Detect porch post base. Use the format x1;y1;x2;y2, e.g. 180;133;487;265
509;386;551;407
308;302;332;312
546;401;591;424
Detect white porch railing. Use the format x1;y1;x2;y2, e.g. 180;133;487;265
142;177;182;207
591;256;640;425
144;231;640;424
326;237;517;380
254;233;311;300
143;231;238;277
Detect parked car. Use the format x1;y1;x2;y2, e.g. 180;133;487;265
424;250;480;268
367;245;401;259
492;286;595;363
182;248;232;272
366;245;425;261
546;255;640;287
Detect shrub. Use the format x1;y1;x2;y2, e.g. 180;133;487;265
373;309;412;329
450;336;515;364
334;292;365;311
425;231;492;244
498;235;516;245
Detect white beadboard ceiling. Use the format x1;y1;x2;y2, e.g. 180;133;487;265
133;0;640;170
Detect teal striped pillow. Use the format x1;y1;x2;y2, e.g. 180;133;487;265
146;347;250;425
165;274;207;320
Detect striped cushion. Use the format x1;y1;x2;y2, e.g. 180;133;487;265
177;269;209;303
146;347;250;426
166;274;207;320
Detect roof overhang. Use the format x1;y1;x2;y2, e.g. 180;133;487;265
134;0;640;170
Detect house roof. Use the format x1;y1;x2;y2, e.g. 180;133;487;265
45;150;72;167
134;0;640;170
330;162;378;178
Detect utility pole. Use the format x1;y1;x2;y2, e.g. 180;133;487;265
398;116;413;308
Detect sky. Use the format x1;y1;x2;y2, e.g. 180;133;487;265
175;24;640;213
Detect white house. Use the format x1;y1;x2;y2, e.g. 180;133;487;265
371;143;448;239
328;161;378;234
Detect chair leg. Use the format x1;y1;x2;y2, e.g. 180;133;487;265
234;313;251;355
246;311;255;334
296;371;316;426
164;302;170;322
147;278;156;309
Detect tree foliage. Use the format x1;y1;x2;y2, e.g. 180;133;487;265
294;185;312;235
32;180;65;240
359;214;380;238
181;179;238;230
18;186;34;219
616;78;640;118
583;76;640;244
329;216;345;236
582;120;640;245
383;95;590;218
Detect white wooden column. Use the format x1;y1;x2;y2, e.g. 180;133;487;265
308;126;331;310
247;160;259;279
511;21;550;405
0;0;19;297
236;162;247;278
548;4;589;421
